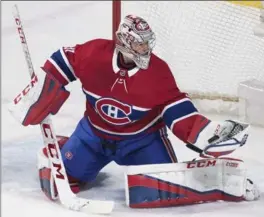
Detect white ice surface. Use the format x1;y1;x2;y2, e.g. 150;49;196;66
2;2;264;217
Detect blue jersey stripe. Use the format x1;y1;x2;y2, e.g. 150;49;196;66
163;100;198;128
50;49;76;82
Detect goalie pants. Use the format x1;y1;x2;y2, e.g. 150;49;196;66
60;117;177;182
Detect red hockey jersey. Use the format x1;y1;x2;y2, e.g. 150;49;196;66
43;39;209;142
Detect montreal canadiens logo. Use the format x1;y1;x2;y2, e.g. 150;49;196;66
95;98;132;125
135;21;150;31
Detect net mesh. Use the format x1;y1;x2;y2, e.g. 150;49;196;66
121;1;264;101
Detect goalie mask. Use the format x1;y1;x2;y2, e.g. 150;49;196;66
115;15;156;69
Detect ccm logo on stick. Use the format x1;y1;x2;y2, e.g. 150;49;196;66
15;18;26;43
42;123;65;180
14;75;38;104
187;160;217;168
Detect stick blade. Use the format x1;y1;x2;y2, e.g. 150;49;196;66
80;200;115;215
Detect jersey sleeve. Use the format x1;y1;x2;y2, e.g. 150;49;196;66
42;45;82;86
159;64;210;144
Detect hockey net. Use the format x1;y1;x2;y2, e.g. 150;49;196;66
113;1;264;115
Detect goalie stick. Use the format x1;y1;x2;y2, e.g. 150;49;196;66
12;4;114;214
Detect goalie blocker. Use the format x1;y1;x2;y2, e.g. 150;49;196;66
8;68;69;126
124;158;260;208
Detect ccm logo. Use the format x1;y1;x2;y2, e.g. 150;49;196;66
42;123;65;180
187;160;217;168
14;75;38;104
15;18;26;43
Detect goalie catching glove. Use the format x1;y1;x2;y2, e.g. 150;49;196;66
8;69;69;126
186;118;249;158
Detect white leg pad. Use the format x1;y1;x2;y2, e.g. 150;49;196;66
124;158;256;208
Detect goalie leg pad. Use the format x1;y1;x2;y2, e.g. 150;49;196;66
39;166;57;200
38;136;81;201
125;158;252;208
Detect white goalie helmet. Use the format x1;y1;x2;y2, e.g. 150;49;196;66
115;15;156;69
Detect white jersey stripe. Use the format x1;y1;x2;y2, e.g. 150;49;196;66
82;88;101;99
170;112;199;131
60;48;77;79
161;98;191;116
